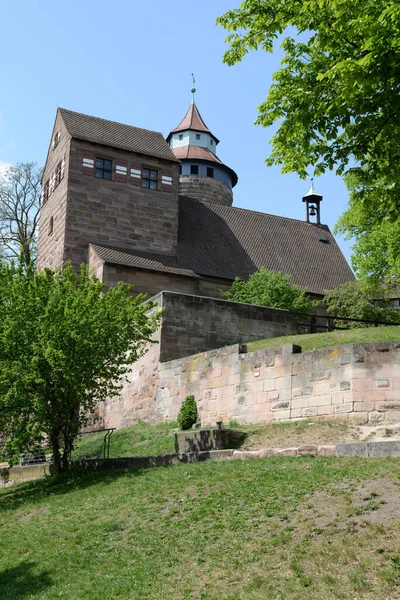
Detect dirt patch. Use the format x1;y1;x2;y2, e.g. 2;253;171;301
240;419;361;450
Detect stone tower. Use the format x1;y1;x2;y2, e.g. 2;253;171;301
166;94;237;207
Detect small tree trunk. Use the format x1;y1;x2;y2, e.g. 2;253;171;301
50;429;62;474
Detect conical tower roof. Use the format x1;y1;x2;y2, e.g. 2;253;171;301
167;103;219;144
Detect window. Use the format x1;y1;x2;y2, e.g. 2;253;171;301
54;158;65;188
95;158;112;180
179;165;182;175
210;139;214;146
42;180;50;205
190;164;198;175
179;134;183;141
196;133;201;140
207;167;214;178
142;168;158;190
48;216;54;236
52;131;60;150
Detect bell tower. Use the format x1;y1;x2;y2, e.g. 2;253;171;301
166;77;238;206
302;181;323;224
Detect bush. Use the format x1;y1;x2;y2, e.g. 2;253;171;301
177;395;198;430
325;279;400;328
221;268;318;313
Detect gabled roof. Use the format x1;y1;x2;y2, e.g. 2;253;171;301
59;108;179;162
90;244;198;278
176;197;354;295
167;103;219;143
92;198;354;296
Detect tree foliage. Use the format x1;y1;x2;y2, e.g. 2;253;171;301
325;279;400;328
0;263;160;472
217;1;400;276
0;162;41;267
221;268;318;312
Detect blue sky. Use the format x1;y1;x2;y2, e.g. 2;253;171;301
0;0;353;265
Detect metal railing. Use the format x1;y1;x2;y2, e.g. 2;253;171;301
285;310;400;334
75;427;116;459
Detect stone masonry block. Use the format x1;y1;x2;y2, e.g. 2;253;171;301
317;445;336;456
317;405;334;416
354;401;375;412
353;378;373;392
309;394;332;407
384;411;400;422
275;376;291;390
290;408;303;419
302;406;317;417
263;379;276;392
376;402;400;411
376;378;391;389
272;401;290;411
331;393;344;405
274;410;291;420
348;411;368;425
291;397;309;409
268;391;280;401
368;411;385;424
335;402;353;413
384;390;400;400
340;381;351;391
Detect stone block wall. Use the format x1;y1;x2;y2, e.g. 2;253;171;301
100;339;400;430
179;176;233;206
155;291;300;362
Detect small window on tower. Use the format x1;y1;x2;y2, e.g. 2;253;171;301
142;168;158;190
48;216;54;236
52;131;61;150
179;165;182;175
207;167;214;178
42;180;50;205
196;133;201;140
190;165;199;175
95;158;112;180
179;134;183;141
210;139;214;146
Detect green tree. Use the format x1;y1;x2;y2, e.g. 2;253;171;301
325;279;400;328
0;263;160;473
221;268;318;312
0;162;42;267
177;396;198;431
217;1;400;275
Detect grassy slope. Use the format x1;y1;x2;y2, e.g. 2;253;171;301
72;421;178;460
246;325;400;353
2;458;400;599
72;420;361;461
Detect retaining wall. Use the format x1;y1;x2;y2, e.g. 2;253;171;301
101;339;400;429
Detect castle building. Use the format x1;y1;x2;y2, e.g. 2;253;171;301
37;94;354;300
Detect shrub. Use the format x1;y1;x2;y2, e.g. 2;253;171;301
221;268;318;313
177;395;198;430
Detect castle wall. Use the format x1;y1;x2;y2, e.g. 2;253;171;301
100;340;400;430
36;112;71;271
155;291;300;362
102;264;198;297
63;139;180;271
179;176;233;206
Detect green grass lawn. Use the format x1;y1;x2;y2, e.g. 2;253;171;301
246;324;400;353
72;420;178;460
1;458;400;599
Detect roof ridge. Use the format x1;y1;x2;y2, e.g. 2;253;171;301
59;107;165;139
187;197;331;230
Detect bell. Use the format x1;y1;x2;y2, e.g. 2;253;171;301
309;205;317;216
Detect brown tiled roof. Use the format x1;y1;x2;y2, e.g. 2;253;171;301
173;145;223;164
59;108;179;162
176;198;355;296
91;199;354;296
167;103;219;143
90;244;198;278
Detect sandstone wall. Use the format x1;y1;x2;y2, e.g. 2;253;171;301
101;339;400;429
179;176;233;206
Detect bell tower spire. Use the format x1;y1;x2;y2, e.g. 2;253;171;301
191;73;196;104
302;179;323;224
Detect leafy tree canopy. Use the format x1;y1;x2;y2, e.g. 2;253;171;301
0;263;160;472
218;1;400;277
325;279;400;328
221;268;318;312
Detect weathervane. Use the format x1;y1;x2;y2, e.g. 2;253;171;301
191;73;196;104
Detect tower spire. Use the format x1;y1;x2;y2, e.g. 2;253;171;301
191;73;196;104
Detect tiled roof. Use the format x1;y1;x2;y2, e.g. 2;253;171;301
176;198;355;296
172;145;223;164
91;200;355;296
59;108;179;162
167;103;219;143
90;244;198;278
